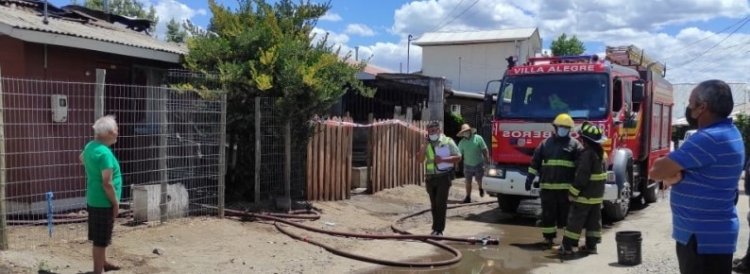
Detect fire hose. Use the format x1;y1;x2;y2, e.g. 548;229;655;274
7;209;133;226
204;201;499;268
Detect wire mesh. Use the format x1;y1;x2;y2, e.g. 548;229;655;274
0;77;226;248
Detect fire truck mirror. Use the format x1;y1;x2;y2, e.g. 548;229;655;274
483;93;494;116
632;80;646;102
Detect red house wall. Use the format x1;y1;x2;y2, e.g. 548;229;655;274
0;37;179;213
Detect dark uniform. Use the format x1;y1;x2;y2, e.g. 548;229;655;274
561;121;607;253
528;136;583;241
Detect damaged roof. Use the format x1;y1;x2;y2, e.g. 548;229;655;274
0;0;185;62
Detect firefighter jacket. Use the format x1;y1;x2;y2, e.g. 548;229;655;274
568;147;606;204
528;136;583;190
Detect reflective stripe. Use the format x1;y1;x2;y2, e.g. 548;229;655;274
542;159;575;168
541;183;572;190
542;227;557;234
586;231;601;238
528;167;538;176
564;230;580;240
590;173;607;181
425;143;436;174
575;197;603;204
569;187;580;196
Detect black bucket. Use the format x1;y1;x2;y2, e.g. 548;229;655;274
616;231;642;266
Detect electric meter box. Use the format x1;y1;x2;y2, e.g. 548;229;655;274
50;95;68;123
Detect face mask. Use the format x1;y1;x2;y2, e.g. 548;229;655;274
429;134;439;141
556;127;570;138
685;106;699;129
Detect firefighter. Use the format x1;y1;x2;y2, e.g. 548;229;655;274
525;113;583;248
560;121;607;255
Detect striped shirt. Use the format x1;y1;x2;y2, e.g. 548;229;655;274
668;118;745;254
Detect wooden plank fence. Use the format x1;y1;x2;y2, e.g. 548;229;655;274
306;118;428;201
368;120;428;194
306;117;353;201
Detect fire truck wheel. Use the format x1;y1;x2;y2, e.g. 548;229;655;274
603;182;631;221
497;194;520;213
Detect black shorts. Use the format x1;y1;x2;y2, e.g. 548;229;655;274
88;205;114;247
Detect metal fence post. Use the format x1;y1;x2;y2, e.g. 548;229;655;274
218;94;227;218
254;97;261;203
159;87;168;224
0;66;8;250
95;69;106;119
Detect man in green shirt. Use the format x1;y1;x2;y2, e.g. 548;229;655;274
457;124;490;203
80;115;122;274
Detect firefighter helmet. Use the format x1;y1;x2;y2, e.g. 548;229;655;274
579;121;607;144
552;113;574;128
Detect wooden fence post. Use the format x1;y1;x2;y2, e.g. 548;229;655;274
283;121;291;210
217;93;227;218
158;87;168;223
254;97;261;203
94;69;106;119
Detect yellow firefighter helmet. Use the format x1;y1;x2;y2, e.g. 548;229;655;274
552;113;575;128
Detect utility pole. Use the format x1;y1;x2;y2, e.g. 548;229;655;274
407;34;413;74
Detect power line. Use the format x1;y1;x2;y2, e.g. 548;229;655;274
671;16;750;70
661;15;750;61
429;0;481;33
420;0;467;35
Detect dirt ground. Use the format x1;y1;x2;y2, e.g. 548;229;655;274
0;179;748;274
0;181;500;274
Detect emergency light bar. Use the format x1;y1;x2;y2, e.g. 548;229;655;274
527;55;600;66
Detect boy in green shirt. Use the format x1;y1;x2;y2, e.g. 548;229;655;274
457;124;490;203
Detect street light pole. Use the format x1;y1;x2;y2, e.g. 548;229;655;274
407;34;413;74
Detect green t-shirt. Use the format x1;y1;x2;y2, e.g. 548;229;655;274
82;140;122;207
458;134;488;166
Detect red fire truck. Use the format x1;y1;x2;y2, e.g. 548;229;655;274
482;46;674;221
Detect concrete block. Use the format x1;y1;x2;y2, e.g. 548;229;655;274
351;167;369;189
132;183;189;222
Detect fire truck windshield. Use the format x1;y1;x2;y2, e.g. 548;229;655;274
495;73;609;120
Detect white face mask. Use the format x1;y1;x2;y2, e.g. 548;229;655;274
556;127;570;137
429;134;439;141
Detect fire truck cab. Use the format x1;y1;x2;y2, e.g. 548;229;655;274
482;46;673;221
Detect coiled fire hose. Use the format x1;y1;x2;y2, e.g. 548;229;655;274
205;201;499;268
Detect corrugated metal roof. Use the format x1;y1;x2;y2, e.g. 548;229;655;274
413;28;538;46
0;4;186;55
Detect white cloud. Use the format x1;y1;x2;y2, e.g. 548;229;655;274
320;12;342;22
151;0;206;39
358;40;421;73
375;0;750;82
311;27;350;46
345;24;376;37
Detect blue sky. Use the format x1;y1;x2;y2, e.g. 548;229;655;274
47;0;750;83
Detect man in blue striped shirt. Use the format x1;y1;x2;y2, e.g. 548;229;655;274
650;80;745;274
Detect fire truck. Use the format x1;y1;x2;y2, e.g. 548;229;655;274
481;46;674;221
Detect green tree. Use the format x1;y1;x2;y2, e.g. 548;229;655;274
735;112;750;161
78;0;158;33
183;0;371;201
550;33;586;56
166;18;188;43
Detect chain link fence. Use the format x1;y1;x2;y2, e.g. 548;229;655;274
225;97;307;208
0;75;226;248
